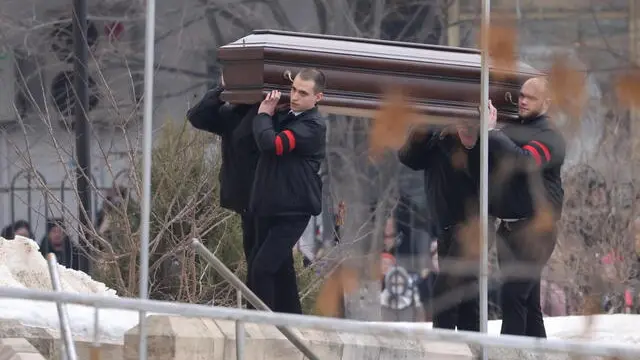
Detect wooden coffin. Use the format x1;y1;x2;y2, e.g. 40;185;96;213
217;29;541;121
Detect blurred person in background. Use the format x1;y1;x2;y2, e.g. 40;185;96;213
398;120;483;332
1;220;34;240
417;240;439;321
39;219;73;268
12;220;34;239
0;225;11;239
186;73;260;296
383;217;400;253
380;252;397;283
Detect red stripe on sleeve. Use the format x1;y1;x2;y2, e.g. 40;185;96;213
523;145;542;166
275;136;284;156
530;140;551;162
283;130;296;151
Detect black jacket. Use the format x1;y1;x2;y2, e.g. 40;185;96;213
398;127;479;237
186;86;258;213
473;114;566;219
251;107;326;216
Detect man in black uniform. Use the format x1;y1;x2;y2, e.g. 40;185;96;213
249;68;327;314
398;123;482;331
186;75;258;268
482;77;566;338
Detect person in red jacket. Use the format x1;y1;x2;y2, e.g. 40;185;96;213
248;68;327;314
472;77;566;338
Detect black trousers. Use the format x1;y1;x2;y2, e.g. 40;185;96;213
248;214;310;314
241;213;257;309
497;219;556;338
432;226;480;332
241;213;256;272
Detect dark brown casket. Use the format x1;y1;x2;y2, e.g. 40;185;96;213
217;30;541;121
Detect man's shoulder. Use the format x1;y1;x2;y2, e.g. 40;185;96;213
300;107;325;121
297;108;327;129
538;118;566;143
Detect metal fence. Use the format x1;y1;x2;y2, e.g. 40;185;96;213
0;168;131;234
0;167;133;272
2;1;640;359
14;241;640;360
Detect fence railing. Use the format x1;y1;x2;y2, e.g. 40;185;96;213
26;238;640;360
191;239;320;360
46;253;78;360
1;168;132;227
0;284;639;358
0;168;133;272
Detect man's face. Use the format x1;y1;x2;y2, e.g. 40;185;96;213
380;256;395;276
518;79;549;119
14;227;29;238
383;218;396;251
456;124;478;144
290;75;323;112
49;225;64;246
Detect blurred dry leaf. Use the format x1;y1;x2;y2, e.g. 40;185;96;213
530;201;555;234
478;21;518;78
314;265;359;317
548;55;587;120
568;295;602;360
580;295;600;337
615;70;640;109
369;88;419;159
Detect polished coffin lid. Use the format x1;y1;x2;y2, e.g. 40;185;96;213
217;29;541;121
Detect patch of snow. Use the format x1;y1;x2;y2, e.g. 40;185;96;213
0;236;141;342
374;314;640;345
1;235;639;348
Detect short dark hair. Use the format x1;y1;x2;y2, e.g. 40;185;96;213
296;68;326;94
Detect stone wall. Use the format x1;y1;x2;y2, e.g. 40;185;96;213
0;315;636;360
0;316;473;360
123;315;472;360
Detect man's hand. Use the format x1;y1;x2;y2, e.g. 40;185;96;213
258;90;281;116
488;99;497;130
220;74;225;88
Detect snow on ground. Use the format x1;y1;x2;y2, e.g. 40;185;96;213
418;314;640;344
0;236;639;347
0;236;140;342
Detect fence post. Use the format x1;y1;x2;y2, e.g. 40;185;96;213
9;169;48;231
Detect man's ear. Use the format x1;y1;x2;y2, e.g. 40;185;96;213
315;92;324;103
